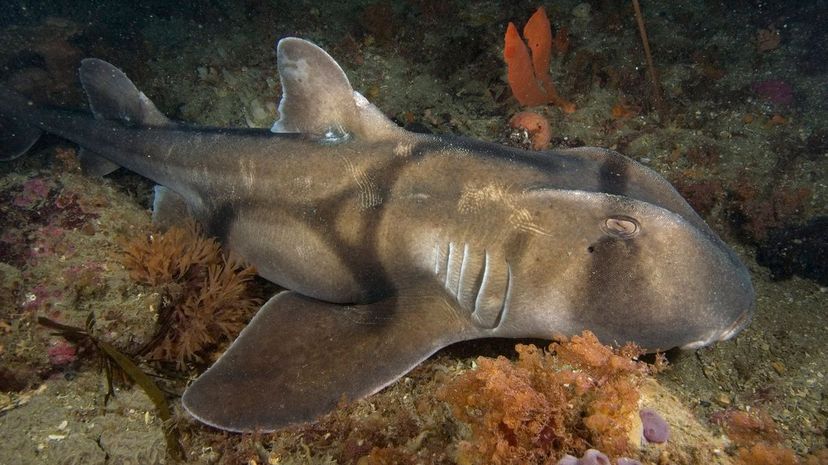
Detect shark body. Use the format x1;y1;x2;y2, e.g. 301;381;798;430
0;38;754;432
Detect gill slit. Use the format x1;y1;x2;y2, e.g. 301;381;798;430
457;242;470;297
443;241;454;288
495;262;513;329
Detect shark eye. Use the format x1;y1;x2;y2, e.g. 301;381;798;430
319;127;351;145
602;216;640;239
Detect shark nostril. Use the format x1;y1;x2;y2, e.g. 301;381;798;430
602;216;640;239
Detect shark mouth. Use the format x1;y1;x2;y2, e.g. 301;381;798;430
680;308;752;350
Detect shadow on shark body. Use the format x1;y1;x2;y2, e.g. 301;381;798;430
0;37;754;432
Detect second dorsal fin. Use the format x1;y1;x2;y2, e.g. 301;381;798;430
77;59;173;175
79;59;171;126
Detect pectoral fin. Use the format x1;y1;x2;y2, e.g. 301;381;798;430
182;289;472;432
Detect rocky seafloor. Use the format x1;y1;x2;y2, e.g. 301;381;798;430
0;1;825;464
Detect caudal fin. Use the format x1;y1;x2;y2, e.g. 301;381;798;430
78;58;173;175
0;86;42;161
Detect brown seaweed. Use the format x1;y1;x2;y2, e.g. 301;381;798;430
122;221;260;368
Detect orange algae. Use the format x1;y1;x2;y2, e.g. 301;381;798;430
438;331;651;464
611;101;641;120
806;450;828;465
719;408;827;465
720;409;783;446
122;221;260;368
736;443;799;465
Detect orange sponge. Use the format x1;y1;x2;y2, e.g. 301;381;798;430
509;111;551;150
504;22;546;106
504;7;575;113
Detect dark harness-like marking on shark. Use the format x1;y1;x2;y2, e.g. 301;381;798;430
0;37;755;432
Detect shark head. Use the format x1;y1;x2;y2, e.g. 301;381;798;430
494;186;754;351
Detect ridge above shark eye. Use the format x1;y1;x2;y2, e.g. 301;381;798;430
602;215;640;239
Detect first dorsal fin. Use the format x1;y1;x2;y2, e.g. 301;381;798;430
271;37;405;142
271;38;359;139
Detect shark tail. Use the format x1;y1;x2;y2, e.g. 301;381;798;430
78;58;173;175
0;59;171;171
0;85;43;161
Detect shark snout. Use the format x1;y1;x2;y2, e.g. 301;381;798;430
680;292;754;350
668;222;755;351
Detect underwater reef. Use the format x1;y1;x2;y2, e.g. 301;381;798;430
0;0;826;464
